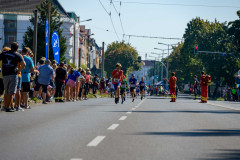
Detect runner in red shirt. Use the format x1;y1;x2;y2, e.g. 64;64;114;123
111;63;123;104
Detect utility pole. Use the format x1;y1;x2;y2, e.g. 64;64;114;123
73;23;76;64
47;1;51;60
161;53;164;81
33;9;38;65
101;42;105;78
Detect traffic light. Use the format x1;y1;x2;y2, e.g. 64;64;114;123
194;46;198;54
138;56;141;63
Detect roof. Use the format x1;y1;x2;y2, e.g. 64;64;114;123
0;0;69;17
142;60;154;67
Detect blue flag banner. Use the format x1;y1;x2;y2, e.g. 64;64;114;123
51;31;60;63
45;19;49;59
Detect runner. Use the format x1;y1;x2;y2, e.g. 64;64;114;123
120;75;128;104
129;74;138;102
111;63;123;104
139;77;146;100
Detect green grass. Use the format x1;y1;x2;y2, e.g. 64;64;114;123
216;97;224;101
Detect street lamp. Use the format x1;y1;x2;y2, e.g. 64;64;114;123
158;42;179;84
80;19;92;22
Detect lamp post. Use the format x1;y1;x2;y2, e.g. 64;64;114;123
152;50;167;81
158;42;178;88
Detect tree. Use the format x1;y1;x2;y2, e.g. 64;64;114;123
105;42;142;77
23;0;67;62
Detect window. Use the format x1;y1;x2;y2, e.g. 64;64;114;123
8;21;16;28
8;36;15;43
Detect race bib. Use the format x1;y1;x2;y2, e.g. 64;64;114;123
121;85;126;88
130;84;136;87
114;78;119;83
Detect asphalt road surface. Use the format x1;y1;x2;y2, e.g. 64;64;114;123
0;95;240;160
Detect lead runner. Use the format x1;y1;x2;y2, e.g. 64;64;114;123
111;63;124;104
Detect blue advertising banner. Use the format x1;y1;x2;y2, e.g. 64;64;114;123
45;19;49;59
51;31;60;63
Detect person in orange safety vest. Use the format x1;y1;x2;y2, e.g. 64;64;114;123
165;72;177;102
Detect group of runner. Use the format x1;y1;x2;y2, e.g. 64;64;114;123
111;63;147;104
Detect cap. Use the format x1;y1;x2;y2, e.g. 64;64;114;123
132;74;135;77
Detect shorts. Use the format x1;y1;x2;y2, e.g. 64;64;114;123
22;82;31;92
140;86;145;92
130;87;136;92
66;79;76;87
120;89;126;95
3;75;18;94
0;78;4;95
17;77;22;90
50;81;56;89
113;82;121;91
34;83;48;93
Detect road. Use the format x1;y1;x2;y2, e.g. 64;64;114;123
0;95;240;160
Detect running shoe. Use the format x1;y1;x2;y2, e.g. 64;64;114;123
5;108;15;112
132;99;134;102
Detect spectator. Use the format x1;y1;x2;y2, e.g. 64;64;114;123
65;68;80;101
55;62;67;102
0;42;26;112
79;70;86;100
100;77;106;94
237;87;240;102
92;74;99;96
21;47;37;109
34;59;54;104
0;47;11;110
232;87;237;101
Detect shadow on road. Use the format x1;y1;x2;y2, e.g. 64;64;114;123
197;149;240;160
106;110;240;114
133;129;240;137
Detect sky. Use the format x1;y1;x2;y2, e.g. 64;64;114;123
59;0;240;60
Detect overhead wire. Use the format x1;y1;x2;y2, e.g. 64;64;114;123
110;0;125;41
113;1;240;8
98;0;121;41
125;34;183;40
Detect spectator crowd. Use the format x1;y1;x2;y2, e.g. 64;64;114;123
0;42;109;112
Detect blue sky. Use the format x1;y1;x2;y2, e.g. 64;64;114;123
59;0;240;60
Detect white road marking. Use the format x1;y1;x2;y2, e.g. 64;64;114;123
126;111;132;114
108;124;119;130
87;136;106;147
119;116;127;120
208;102;240;111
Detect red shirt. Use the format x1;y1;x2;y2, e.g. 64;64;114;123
111;69;123;84
169;76;177;88
85;74;90;83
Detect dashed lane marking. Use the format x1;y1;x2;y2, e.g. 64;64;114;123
108;124;119;130
87;136;106;147
119;116;127;120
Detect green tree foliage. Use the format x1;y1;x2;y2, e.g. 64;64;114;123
23;0;67;62
105;42;142;77
168;11;240;97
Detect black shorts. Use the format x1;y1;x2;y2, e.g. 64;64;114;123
34;83;48;93
22;82;31;92
140;86;145;92
130;87;136;92
0;78;4;95
120;89;126;95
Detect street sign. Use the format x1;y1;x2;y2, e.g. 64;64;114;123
51;31;60;63
45;19;49;59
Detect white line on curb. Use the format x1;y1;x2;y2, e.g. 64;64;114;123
126;111;132;114
119;116;127;120
108;124;119;130
208;102;240;111
87;136;105;147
